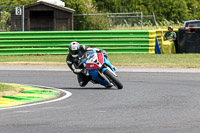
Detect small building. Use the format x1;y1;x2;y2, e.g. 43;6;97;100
11;1;75;31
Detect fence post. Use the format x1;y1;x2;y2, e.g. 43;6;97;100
153;12;158;29
22;6;24;31
141;12;143;30
2;8;4;32
106;14;112;30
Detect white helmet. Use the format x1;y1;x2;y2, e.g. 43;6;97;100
68;42;80;57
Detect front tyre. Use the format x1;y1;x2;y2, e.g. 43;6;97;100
103;69;123;89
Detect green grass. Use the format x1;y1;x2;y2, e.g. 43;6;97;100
113;25;182;30
0;53;200;68
0;55;66;62
112;19;183;30
109;53;200;68
0;83;16;92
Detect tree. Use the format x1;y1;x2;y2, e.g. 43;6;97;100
0;0;37;6
0;0;200;30
63;0;109;30
185;0;200;20
147;0;188;22
95;0;192;23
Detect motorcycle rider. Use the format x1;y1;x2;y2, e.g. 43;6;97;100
66;41;109;87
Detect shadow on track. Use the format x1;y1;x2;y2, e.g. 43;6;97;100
60;87;118;90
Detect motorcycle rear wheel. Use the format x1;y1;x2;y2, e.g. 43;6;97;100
103;69;123;89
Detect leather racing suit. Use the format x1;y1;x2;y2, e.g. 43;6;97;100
67;45;108;87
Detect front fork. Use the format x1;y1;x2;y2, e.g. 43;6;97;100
97;70;110;84
101;64;117;77
97;64;117;85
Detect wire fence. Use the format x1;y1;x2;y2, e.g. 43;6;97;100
0;8;157;31
74;12;158;30
0;6;24;32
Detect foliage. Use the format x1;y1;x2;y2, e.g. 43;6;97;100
0;11;11;31
0;83;15;92
0;0;199;30
63;0;109;30
185;0;200;20
0;0;37;6
95;0;191;22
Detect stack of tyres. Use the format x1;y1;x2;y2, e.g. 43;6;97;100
178;28;200;53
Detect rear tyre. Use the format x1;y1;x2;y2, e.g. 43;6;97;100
103;69;123;89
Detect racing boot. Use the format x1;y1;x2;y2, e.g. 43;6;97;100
104;83;113;88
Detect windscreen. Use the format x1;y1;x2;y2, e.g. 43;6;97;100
83;50;94;59
185;21;200;27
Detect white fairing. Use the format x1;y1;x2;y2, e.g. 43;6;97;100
86;53;103;68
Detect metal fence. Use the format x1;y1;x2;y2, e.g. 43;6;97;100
0;6;24;32
0;8;157;31
74;12;158;30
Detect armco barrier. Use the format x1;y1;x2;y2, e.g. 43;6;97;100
0;30;157;55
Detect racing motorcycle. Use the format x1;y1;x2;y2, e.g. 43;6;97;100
80;49;123;89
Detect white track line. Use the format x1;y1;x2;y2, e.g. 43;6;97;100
0;84;72;110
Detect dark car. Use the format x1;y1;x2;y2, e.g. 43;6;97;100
184;20;200;28
177;20;200;53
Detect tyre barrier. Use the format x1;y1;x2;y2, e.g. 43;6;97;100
0;83;60;108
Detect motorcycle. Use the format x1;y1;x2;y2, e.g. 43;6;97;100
81;49;123;89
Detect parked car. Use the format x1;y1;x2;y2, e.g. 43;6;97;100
177;20;200;53
183;20;200;29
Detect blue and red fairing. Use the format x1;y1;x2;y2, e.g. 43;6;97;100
82;50;116;86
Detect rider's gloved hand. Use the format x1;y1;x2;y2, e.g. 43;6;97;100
74;69;82;74
82;69;87;75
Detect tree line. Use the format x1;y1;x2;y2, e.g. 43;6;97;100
0;0;200;30
1;0;199;22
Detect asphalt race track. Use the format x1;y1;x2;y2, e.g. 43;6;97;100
1;69;200;133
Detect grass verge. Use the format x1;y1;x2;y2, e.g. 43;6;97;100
109;53;200;68
0;83;16;92
0;83;22;97
0;53;200;68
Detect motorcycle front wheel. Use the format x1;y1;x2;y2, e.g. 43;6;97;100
103;69;123;89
